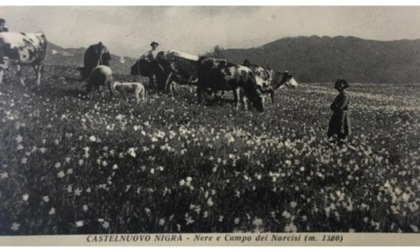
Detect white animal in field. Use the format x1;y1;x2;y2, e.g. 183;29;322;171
0;32;48;85
112;81;145;103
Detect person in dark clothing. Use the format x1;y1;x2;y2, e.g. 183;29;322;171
140;41;161;90
327;79;351;144
0;18;8;32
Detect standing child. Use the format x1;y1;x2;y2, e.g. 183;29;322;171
327;79;351;144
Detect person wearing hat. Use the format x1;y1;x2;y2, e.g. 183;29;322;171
140;41;160;89
147;41;159;61
327;79;351;144
0;18;9;32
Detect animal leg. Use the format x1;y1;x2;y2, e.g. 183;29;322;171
270;89;274;104
243;96;249;111
170;81;178;96
16;65;25;86
197;85;204;104
34;64;42;85
0;69;4;85
135;90;140;104
164;72;173;94
108;81;114;100
141;89;145;102
122;90;128;101
234;88;240;110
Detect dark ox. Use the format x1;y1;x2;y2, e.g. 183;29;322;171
243;60;298;103
159;50;199;94
197;57;264;112
78;42;111;81
130;50;198;93
0;32;47;85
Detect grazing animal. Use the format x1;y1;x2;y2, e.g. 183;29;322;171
85;65;113;97
243;60;298;103
159;50;199;94
197;56;264;112
78;42;111;81
112;81;145;103
0;32;47;85
131;50;199;93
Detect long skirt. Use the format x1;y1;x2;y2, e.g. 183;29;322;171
327;111;351;140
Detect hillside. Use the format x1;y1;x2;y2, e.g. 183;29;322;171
46;36;420;83
45;42;137;75
223;36;420;83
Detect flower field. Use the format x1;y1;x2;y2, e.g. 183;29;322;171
0;65;419;234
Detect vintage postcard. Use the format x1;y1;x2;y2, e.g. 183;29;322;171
0;4;419;246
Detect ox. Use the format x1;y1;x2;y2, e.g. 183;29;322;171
78;42;111;81
158;50;199;94
0;32;47;85
243;60;298;103
197;57;264;112
131;50;199;93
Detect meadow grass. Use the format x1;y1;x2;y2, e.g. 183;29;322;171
0;65;419;234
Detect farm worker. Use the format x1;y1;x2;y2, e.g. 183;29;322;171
140;41;160;90
327;79;351;144
0;18;9;32
146;41;159;61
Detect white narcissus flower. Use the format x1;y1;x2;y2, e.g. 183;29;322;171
57;171;65;178
207;197;214;207
0;172;8;179
10;223;20;231
252;218;263;226
15;135;23;143
48;208;56;215
127;148;137;158
102;221;110;229
75;221;84;227
22;194;29;201
284;223;297;232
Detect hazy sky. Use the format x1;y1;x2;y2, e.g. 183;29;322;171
1;6;420;57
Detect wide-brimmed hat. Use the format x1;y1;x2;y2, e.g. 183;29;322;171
150;41;159;47
334;79;349;90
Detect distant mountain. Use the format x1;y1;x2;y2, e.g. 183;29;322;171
223;36;420;83
47;36;420;83
45;42;137;75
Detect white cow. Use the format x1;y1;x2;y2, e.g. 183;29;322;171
0;32;48;85
243;60;298;104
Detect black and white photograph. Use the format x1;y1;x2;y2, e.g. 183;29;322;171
0;3;419;246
